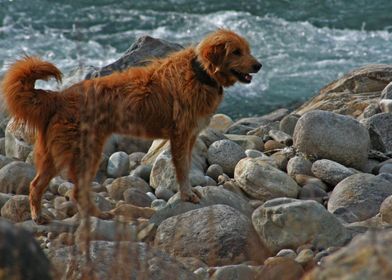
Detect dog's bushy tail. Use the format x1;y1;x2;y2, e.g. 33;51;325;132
2;56;62;131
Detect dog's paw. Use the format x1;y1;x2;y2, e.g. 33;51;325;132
180;188;202;204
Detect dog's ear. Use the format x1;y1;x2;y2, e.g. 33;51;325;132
201;43;226;66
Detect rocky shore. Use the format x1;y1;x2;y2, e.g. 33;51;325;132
1;37;392;279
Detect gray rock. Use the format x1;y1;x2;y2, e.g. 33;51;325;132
0;154;14;170
123;188;152;207
293;110;370;170
0;161;35;194
245;149;265;158
151;199;167;211
299;184;328;204
279;114;300;136
106;175;151;200
295;64;392;117
58;181;74;196
128;152;146;171
0;193;12;209
208;140;246;177
225;134;264;151
155;185;174;201
103;134;152;158
380;195;392;224
150;139;208;192
198;128;227;147
107;151;129;178
0;137;5;155
5;120;33;161
287;156;313;178
328;173;392;221
75;217;134;241
86;35;183;79
206;164;224;182
91;192;113;212
208;113;233;133
1;195;31;222
381;81;392;99
130;165;151;183
268;129;293;146
276;249;297;259
362;113;392;152
155;205;270;266
306;229;392;280
0;219;51;280
252;198;349;253
311;159;355;186
210;264;258;280
379;99;392;113
49;241;197;280
234;158;300;201
150;186;253;225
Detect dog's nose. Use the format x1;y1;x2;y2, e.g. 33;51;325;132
252;62;262;72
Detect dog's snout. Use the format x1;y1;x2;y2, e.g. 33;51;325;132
252;62;262;72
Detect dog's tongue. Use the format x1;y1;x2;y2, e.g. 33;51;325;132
245;74;252;82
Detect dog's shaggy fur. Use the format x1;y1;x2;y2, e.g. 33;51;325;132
2;29;261;224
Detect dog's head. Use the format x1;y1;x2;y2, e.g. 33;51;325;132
196;29;262;87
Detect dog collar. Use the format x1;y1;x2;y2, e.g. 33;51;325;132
191;59;219;88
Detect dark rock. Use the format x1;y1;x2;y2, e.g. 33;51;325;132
362;113;392;152
0;218;51;280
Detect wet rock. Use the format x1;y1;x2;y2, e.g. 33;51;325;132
155;205;270;266
234;157;300;201
252;198;348;253
328;173;392;221
293;110;369;170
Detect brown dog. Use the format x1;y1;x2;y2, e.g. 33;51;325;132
2;29;261;224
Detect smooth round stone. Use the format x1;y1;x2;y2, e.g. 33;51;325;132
151;199;167;210
276;249;297;259
58;182;74;197
107;151;129;178
206;164;224;182
264;140;286;151
245;149;265;158
146;192;157;201
155;186;175;201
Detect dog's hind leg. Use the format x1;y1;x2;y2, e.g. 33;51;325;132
170;133;202;203
30;135;57;224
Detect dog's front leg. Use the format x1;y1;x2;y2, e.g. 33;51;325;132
170;134;201;203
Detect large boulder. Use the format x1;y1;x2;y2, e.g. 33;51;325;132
252;198;349;254
295;64;392;117
293;110;369;170
234;157;300;201
0;161;35;194
328;173;392;221
49;241;197;280
305;229;392;280
154;205;270;266
0;218;51;280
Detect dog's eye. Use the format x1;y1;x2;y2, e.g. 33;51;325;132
232;49;242;56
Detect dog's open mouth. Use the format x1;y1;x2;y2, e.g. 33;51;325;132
231;69;252;84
